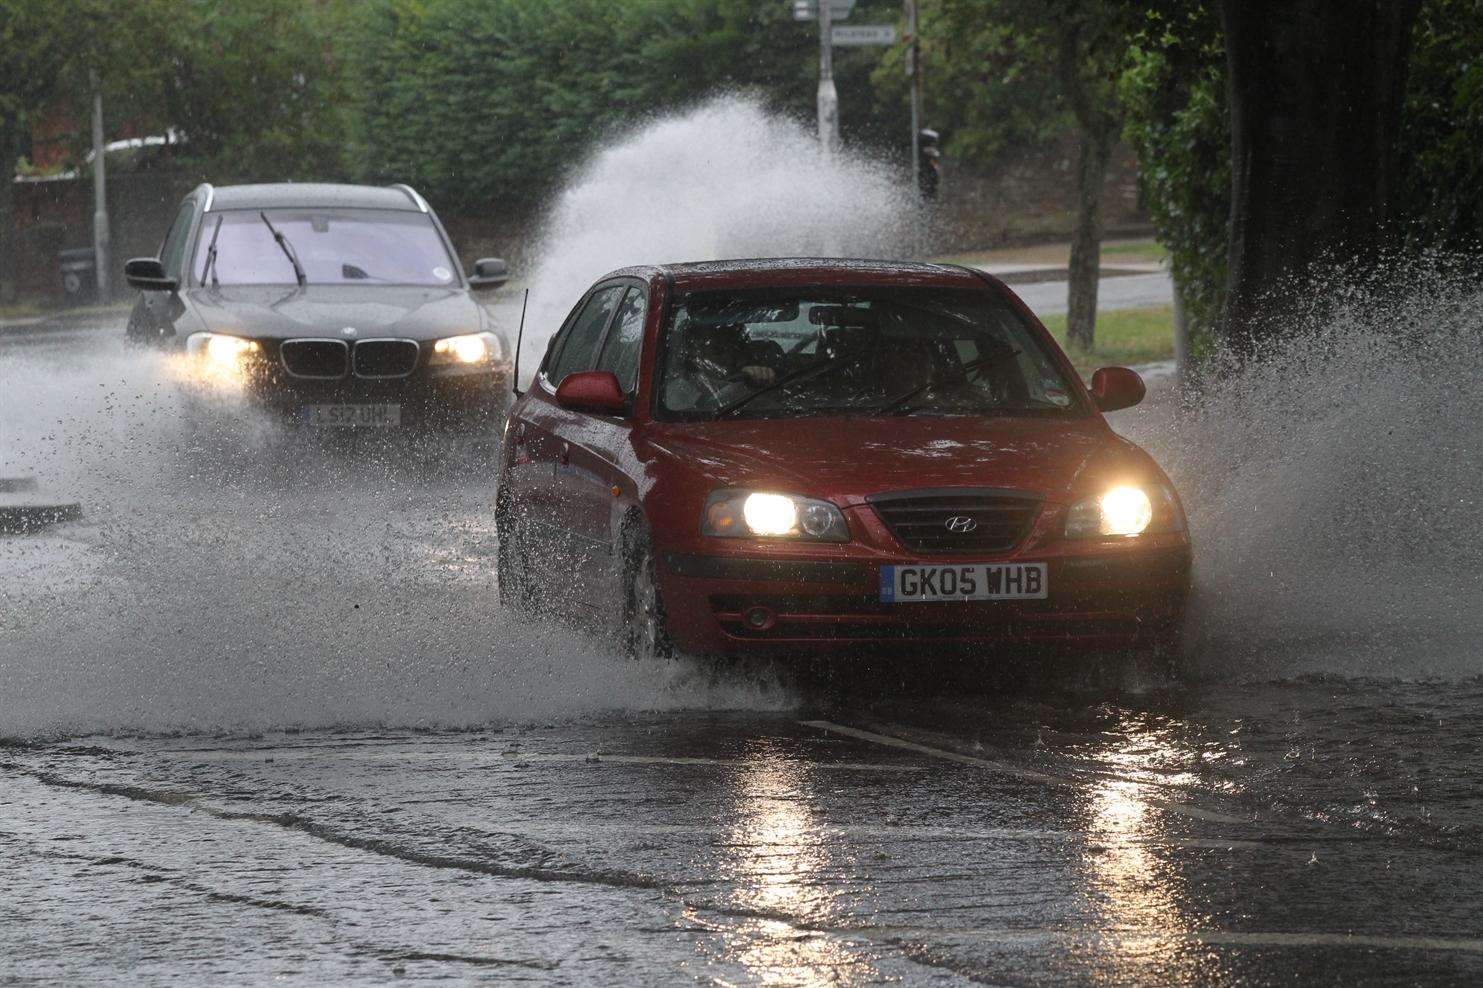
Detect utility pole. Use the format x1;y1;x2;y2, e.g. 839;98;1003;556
906;0;922;190
90;71;110;304
817;0;839;154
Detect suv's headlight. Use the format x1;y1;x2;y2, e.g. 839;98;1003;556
702;489;849;542
186;331;260;368
1065;484;1184;538
429;331;501;366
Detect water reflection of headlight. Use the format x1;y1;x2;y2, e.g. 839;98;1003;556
1083;733;1202;982
715;759;868;985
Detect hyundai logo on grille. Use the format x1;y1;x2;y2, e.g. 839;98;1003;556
944;515;979;533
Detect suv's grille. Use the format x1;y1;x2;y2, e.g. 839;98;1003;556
280;339;348;379
353;339;420;378
868;488;1042;554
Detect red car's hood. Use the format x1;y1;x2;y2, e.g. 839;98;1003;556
646;415;1137;505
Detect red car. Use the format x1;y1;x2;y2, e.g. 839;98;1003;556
497;259;1190;665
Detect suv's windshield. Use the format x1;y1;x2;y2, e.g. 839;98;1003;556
190;208;459;287
657;287;1082;421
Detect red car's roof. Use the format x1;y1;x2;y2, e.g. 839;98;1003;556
603;258;992;293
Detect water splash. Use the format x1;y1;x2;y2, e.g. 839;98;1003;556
516;95;917;379
0;346;786;740
1139;260;1483;677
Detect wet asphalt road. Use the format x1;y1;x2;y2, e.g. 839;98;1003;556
7;691;1483;985
4;316;1483;985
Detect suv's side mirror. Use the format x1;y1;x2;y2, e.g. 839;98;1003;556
554;370;627;415
124;257;179;293
1089;366;1146;412
468;257;510;291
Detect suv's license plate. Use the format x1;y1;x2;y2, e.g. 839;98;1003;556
300;403;401;428
881;563;1048;602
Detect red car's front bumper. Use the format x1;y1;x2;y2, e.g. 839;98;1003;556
656;532;1191;658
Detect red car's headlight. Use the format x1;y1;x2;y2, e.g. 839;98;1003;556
1065;484;1185;539
702;489;849;542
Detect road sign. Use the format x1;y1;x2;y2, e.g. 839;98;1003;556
831;24;896;45
793;0;854;21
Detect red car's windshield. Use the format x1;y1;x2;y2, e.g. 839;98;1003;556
191;208;460;287
657;287;1083;421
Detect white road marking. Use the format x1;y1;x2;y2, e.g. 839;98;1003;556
802;720;1250;826
870;926;1483;954
155;747;923;771
487;753;923;771
799;720;1059;781
478;820;1271;850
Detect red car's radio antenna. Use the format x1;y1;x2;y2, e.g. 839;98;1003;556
512;288;529;397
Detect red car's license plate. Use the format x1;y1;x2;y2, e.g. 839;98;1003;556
880;563;1048;602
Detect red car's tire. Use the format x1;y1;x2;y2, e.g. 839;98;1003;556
623;529;674;661
496;494;538;613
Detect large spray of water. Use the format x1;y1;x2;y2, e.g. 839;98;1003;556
515;96;917;377
1139;262;1483;677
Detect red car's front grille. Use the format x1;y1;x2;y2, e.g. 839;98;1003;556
867;488;1042;554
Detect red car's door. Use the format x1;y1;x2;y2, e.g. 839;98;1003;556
518;282;626;594
542;283;648;601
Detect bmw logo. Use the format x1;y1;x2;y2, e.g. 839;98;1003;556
341;326;357;337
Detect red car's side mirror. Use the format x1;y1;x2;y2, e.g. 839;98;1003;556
1089;366;1146;413
554;370;627;415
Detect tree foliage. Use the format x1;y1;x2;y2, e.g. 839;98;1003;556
1396;0;1483;247
869;1;1065;170
2;0;350;179
1118;3;1228;341
148;0;354;181
347;0;902;212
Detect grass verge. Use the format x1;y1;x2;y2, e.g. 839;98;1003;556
1039;305;1174;374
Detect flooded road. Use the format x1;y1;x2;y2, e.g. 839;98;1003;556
4;317;1483;985
7;689;1483;984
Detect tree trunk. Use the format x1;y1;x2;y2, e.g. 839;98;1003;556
1220;0;1421;351
1065;126;1113;352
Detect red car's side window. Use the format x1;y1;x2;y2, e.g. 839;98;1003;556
595;287;646;394
547;285;623;388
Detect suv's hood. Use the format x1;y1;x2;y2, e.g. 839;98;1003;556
647;415;1148;505
182;285;487;342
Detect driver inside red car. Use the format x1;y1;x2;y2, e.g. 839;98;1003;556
666;321;778;410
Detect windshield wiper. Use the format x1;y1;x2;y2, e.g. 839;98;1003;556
715;351;869;419
259;211;306;287
202;214;225;288
875;349;1021;416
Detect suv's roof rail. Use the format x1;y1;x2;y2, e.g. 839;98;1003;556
389;183;429;213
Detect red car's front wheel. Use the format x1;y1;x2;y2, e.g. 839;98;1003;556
624;531;674;661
